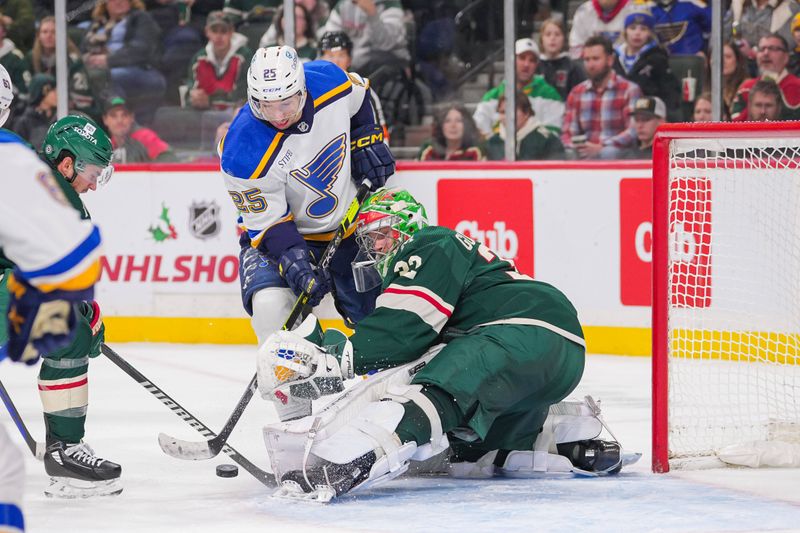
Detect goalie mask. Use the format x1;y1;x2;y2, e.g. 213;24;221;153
353;188;428;292
247;46;307;129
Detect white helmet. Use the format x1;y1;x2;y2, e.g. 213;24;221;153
247;46;306;123
0;64;13;128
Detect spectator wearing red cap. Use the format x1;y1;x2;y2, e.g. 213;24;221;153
102;96;177;163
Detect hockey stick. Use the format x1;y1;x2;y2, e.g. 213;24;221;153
158;181;373;461
0;377;46;460
100;343;275;486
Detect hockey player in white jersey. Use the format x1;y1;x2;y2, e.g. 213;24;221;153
220;45;393;419
0;68;111;527
1;113;121;503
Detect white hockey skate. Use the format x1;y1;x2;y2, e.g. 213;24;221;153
44;441;122;498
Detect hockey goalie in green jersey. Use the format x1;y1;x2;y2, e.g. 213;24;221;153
258;188;639;502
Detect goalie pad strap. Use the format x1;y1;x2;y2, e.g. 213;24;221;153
351;417;404;471
385;384;444;451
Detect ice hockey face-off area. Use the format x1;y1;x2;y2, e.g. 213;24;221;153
4;344;800;533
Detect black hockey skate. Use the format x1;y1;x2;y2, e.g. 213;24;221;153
557;439;622;475
44;440;123;498
277;451;378;503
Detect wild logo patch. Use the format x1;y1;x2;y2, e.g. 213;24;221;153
189;201;221;240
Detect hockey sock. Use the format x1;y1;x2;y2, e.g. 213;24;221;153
44;412;85;445
395;385;462;445
39;354;89;444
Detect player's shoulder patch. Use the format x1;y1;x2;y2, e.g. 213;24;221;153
305;61;352;110
220;105;287;180
36;170;70;207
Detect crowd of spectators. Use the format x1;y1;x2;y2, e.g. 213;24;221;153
0;0;795;163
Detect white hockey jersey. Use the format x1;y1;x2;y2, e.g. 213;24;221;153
220;61;378;257
0;131;102;291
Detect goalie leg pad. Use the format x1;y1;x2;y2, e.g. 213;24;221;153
276;400;418;500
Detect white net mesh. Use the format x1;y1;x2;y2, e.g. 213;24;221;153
667;136;800;465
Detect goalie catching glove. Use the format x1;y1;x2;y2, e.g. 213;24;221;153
350;124;394;190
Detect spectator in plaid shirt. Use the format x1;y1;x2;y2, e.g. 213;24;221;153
562;35;642;160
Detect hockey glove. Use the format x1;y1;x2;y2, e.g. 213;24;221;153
5;273;93;365
83;300;105;358
278;246;330;307
350;124;394;190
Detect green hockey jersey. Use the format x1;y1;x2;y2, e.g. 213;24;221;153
350;226;584;375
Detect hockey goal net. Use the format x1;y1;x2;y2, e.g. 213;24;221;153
652;122;800;472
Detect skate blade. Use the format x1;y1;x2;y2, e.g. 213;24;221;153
272;480;335;503
45;477;123;499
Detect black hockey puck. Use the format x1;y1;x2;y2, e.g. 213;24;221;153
216;464;239;478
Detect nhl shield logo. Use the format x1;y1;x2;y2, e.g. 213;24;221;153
189;201;221;240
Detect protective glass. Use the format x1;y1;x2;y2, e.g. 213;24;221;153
255;93;303;125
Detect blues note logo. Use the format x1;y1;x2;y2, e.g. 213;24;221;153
290;133;346;218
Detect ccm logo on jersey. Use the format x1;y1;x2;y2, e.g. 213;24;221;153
351;131;384;150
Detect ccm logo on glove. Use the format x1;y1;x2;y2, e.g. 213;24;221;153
351;130;384;150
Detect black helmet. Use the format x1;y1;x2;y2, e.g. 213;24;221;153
319;31;353;55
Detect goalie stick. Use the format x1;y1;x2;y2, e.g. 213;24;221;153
0;377;45;460
158;181;373;461
100;343;275;486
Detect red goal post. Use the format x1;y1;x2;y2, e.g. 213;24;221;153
651;121;800;473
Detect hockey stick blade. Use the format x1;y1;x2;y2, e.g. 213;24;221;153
101;343;275;486
156;182;374;461
157;374;257;460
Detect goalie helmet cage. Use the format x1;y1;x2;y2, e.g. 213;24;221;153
651;121;800;473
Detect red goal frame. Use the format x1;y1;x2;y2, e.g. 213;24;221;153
651;121;800;473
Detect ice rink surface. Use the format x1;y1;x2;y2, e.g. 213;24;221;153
3;345;800;533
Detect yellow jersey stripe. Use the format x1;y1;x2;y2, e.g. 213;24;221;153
249;132;285;180
314;80;352;108
38;258;100;293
